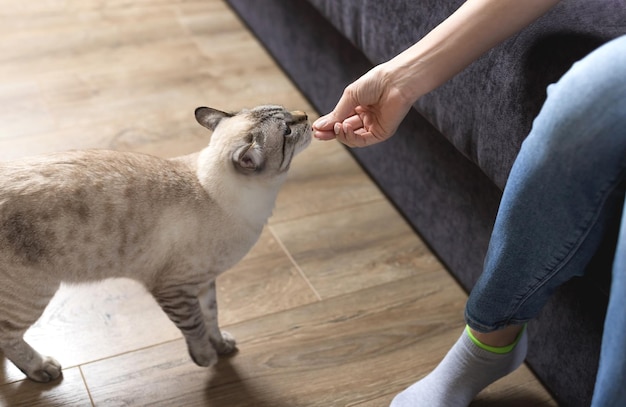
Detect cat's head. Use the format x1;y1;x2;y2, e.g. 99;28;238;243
195;105;311;177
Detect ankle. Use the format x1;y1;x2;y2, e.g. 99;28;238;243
391;327;527;407
467;325;525;351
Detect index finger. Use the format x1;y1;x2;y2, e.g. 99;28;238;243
313;86;359;130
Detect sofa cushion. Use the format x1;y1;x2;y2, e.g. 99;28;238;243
307;0;626;189
224;1;624;404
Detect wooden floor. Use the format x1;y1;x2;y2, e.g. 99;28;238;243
0;1;557;406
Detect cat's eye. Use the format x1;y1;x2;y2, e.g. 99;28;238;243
283;126;292;136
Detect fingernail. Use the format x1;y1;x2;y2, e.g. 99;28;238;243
334;123;341;135
315;119;327;128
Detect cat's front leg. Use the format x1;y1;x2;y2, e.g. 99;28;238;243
153;284;220;367
199;280;237;356
1;338;62;382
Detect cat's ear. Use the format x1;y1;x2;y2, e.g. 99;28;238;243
195;107;234;131
232;142;264;174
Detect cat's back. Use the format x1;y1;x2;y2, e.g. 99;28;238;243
0;149;203;201
0;150;213;276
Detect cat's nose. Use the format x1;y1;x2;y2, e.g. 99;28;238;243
290;110;308;123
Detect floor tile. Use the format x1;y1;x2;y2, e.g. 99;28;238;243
81;273;467;407
1;279;181;385
0;367;92;407
216;229;320;326
271;199;445;298
272;139;386;224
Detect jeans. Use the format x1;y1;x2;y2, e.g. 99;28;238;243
464;34;626;405
593;201;626;406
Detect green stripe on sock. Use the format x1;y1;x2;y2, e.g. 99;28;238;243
465;325;526;355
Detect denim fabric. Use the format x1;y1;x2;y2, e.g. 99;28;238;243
592;196;626;406
465;34;626;405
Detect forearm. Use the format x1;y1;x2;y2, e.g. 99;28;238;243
384;0;561;102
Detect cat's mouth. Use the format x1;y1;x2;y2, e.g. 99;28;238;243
286;110;311;143
290;112;312;150
279;111;311;172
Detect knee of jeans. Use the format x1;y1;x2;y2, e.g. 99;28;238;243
525;36;626;144
522;72;626;162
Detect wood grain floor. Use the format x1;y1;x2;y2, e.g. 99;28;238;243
0;0;557;406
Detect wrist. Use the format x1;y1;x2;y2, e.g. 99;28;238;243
378;57;431;106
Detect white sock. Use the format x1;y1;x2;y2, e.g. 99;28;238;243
390;326;528;407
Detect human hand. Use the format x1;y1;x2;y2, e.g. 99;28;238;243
312;64;414;147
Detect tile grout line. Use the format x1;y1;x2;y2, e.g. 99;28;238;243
78;365;96;407
268;196;388;227
268;225;323;301
69;336;184;371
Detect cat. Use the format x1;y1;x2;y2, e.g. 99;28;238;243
0;104;311;382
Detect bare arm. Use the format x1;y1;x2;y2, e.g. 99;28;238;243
389;0;561;101
313;0;561;147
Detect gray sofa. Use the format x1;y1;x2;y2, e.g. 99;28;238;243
224;1;626;405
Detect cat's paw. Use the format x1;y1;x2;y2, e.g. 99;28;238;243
27;356;62;383
188;331;237;367
189;345;219;367
215;331;237;355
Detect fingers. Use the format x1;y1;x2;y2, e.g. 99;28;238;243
334;121;373;148
314;129;337;141
314;110;382;147
344;114;364;129
332;85;361;123
313;66;388;144
314;113;364;141
313;84;360;132
314;121;379;147
313;115;340;140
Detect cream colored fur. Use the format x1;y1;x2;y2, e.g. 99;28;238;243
0;105;311;382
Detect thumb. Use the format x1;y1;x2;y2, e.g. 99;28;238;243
313;88;358;131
